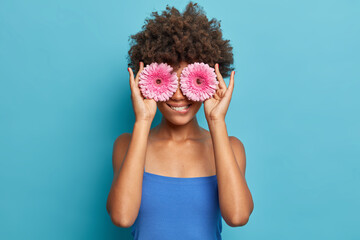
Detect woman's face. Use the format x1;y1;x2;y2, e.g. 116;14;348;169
156;61;202;125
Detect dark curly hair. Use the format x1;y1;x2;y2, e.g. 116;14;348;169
127;1;234;78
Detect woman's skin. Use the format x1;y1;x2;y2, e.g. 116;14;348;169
106;61;254;228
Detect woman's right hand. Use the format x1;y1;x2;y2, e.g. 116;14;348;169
128;62;157;123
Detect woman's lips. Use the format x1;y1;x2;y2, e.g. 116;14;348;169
166;103;192;113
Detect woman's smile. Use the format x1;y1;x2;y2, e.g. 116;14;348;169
166;103;192;113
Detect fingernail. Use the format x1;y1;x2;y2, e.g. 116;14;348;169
127;68;129;72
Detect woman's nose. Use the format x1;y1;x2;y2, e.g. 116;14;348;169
170;82;186;100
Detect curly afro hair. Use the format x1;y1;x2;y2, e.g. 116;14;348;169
127;1;234;78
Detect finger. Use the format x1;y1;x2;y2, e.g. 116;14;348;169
213;92;220;101
129;67;142;98
219;89;226;98
225;71;235;98
128;67;135;90
215;82;220;91
215;63;227;90
135;61;144;86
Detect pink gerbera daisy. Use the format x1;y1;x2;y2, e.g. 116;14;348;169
138;62;178;101
180;62;218;101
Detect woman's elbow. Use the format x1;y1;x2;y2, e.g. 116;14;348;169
228;214;250;227
106;203;134;228
229;206;253;227
109;211;134;228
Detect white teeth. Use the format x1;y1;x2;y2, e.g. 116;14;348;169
169;105;190;111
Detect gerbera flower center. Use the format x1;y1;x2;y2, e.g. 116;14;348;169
196;78;202;85
155;79;162;84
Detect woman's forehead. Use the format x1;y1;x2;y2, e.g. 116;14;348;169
172;61;189;70
165;63;184;73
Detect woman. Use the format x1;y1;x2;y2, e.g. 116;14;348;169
106;2;254;239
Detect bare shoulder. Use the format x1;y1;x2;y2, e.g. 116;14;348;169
229;136;247;176
112;133;132;175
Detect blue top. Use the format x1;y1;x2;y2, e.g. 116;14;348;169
131;168;223;240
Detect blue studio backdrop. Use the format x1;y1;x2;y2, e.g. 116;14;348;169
0;0;359;239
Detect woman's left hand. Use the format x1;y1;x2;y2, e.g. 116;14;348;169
204;63;235;123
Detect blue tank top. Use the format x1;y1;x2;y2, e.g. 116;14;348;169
130;168;223;239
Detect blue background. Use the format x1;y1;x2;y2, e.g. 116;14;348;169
1;0;359;239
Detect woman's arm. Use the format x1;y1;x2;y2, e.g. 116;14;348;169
106;120;152;228
203;65;253;227
106;62;156;228
209;120;254;227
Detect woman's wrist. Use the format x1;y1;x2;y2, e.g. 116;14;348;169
207;118;226;132
134;119;152;129
207;118;225;126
